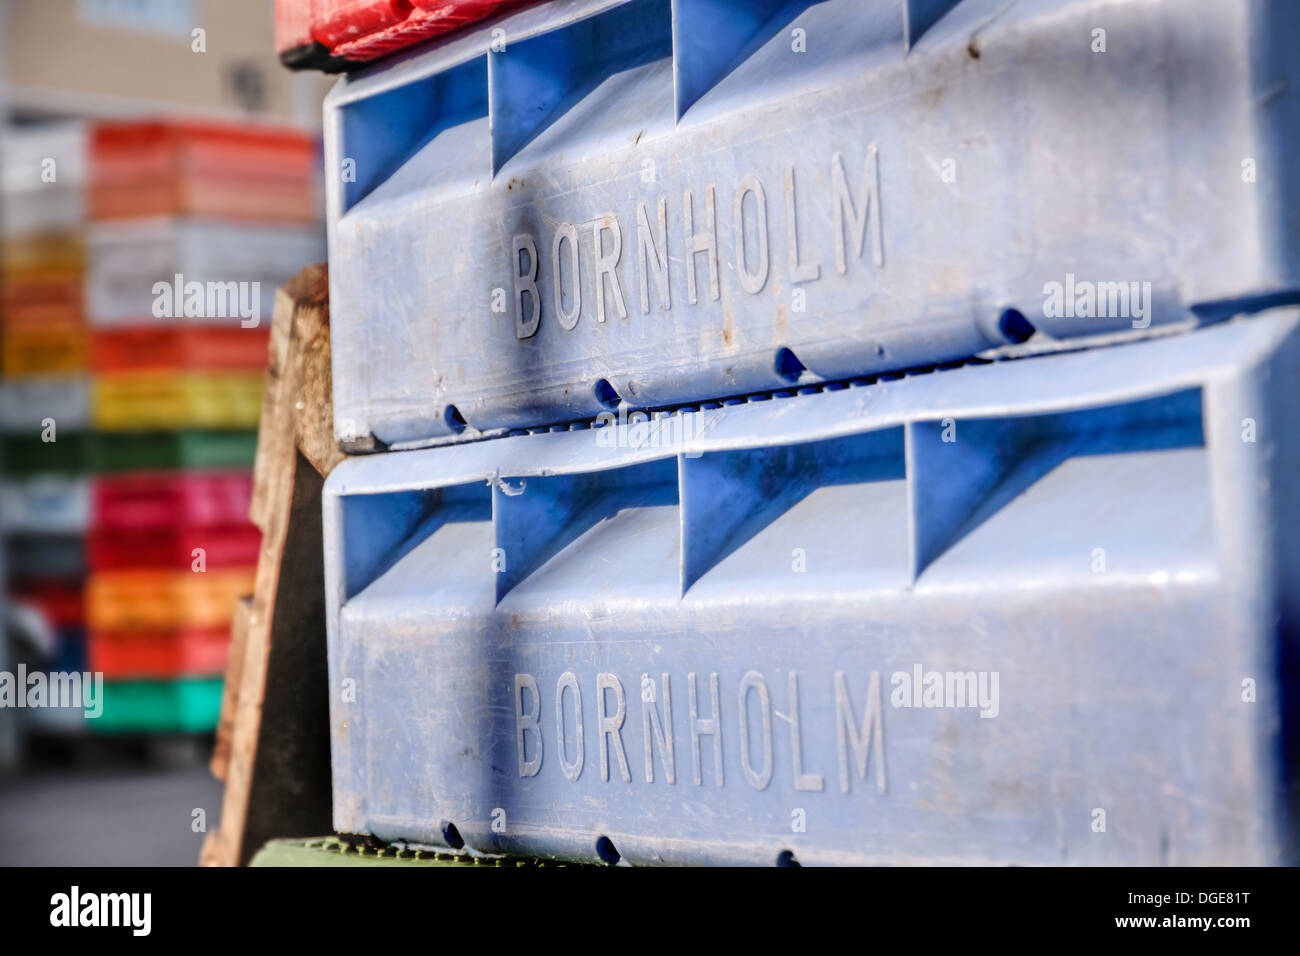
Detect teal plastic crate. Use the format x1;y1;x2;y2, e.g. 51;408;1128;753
93;678;224;734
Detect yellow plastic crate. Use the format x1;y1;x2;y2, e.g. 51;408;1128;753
86;567;255;631
92;371;263;430
2;325;87;377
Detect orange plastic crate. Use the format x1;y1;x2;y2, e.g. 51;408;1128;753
1;302;82;330
2;325;87;376
86;567;254;631
1;235;85;280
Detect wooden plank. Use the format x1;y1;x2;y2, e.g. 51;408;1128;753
202;263;338;867
209;595;252;781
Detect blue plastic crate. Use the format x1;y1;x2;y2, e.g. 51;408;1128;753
324;0;1300;447
322;308;1300;865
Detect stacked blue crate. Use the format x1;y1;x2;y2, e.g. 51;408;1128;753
318;0;1300;864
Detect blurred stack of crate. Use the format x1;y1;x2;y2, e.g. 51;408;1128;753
82;120;324;733
1;124;93;727
86;469;258;732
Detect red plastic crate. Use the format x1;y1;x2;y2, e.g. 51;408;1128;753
92;472;253;530
9;582;85;631
276;0;538;66
92;121;317;186
88;525;262;572
90;121;319;223
89;627;230;679
91;327;270;373
275;0;316;53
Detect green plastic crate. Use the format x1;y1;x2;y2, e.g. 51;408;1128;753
93;678;224;733
1;430;257;476
93;430;258;473
2;433;95;476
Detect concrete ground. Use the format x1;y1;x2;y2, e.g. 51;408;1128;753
0;739;223;866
